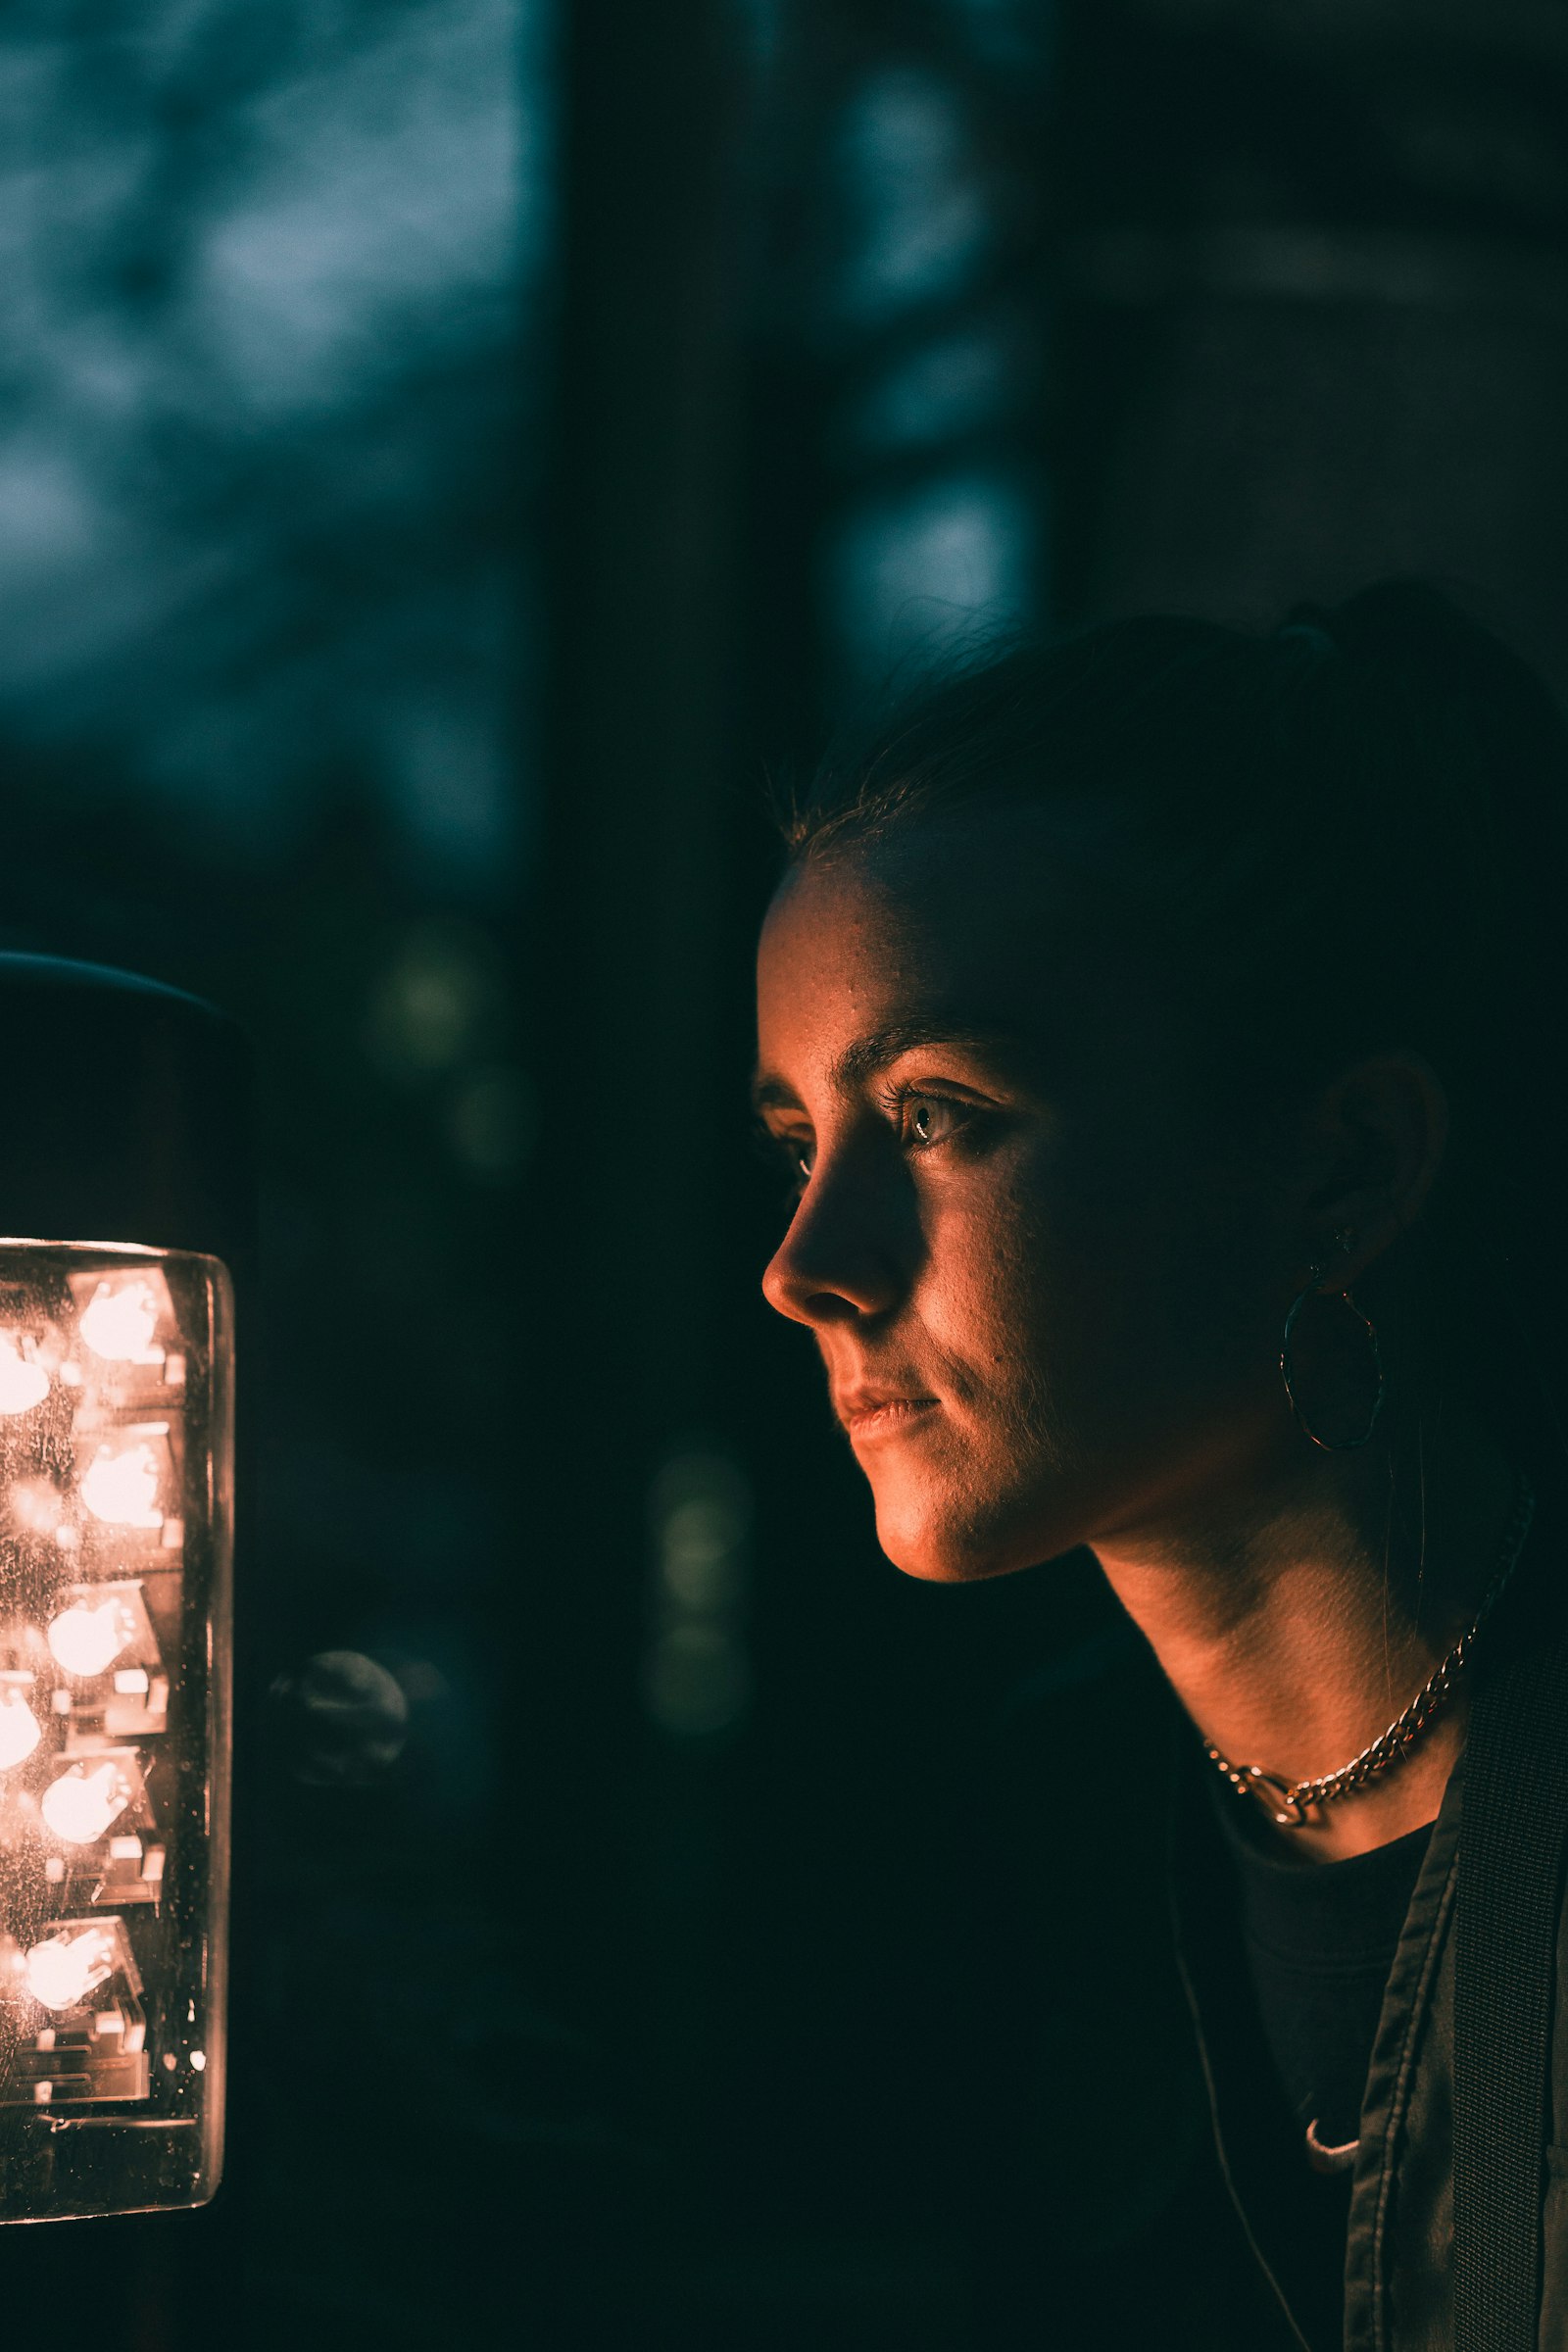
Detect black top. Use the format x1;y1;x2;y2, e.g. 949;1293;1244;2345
0;953;251;1268
1208;1775;1434;2147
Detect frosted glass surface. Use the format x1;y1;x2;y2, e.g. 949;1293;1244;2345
0;1246;231;2222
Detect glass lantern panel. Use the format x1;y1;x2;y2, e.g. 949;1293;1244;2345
0;1244;231;2222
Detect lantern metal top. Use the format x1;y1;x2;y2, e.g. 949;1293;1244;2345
0;955;251;1270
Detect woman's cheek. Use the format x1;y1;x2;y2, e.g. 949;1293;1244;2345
914;1182;1074;1393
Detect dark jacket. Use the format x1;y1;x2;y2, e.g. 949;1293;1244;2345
962;1574;1568;2351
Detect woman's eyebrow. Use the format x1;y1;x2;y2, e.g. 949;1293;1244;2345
829;1014;1028;1091
750;1015;1030;1113
750;1073;802;1116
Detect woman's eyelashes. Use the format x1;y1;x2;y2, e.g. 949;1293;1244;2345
752;1119;814;1195
877;1084;976;1152
781;1135;814;1190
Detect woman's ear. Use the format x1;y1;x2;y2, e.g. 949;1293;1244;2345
1300;1052;1450;1281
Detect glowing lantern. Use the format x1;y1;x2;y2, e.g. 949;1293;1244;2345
0;1335;48;1416
25;1926;117;2012
41;1760;133;1847
79;1434;168;1529
77;1277;164;1363
0;1691;40;1773
47;1597;136;1679
0;956;246;2225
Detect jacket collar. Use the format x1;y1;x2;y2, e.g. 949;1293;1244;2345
1168;1718;1468;2352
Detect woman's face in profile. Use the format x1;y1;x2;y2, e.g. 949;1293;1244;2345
754;805;1299;1582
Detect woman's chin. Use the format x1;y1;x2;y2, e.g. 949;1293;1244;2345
871;1484;1061;1585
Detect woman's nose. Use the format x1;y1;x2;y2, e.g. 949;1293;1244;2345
760;1161;904;1327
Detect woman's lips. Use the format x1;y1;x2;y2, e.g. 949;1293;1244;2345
837;1395;939;1442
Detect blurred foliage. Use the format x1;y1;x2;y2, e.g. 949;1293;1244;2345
0;0;542;877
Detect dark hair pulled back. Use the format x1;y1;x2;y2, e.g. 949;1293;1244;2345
784;582;1568;1497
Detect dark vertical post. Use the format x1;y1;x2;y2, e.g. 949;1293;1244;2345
525;0;746;2095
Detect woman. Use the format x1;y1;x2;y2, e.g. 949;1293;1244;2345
751;584;1568;2351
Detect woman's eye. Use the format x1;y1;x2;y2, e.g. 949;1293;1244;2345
778;1135;814;1187
751;1120;814;1191
901;1094;966;1149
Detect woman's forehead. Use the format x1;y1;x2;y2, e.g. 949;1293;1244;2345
756;809;1161;1088
762;809;1104;987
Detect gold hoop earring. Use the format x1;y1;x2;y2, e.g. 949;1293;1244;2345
1279;1243;1386;1452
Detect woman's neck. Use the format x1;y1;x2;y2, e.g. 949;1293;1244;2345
1090;1413;1520;1862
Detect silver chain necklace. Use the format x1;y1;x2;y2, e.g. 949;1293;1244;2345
1205;1470;1538;1829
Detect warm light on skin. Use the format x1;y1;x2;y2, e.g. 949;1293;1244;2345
80;1440;165;1529
41;1761;132;1845
0;1333;49;1415
0;1689;41;1771
754;809;1503;1862
754;814;1295;1585
78;1278;162;1361
48;1599;135;1678
26;1926;116;2010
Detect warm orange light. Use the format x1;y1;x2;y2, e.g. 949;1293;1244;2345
40;1762;131;1847
0;1242;232;2220
9;1479;62;1537
25;1927;116;2011
47;1599;135;1679
0;1692;40;1773
77;1279;162;1363
0;1336;48;1417
79;1437;165;1529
